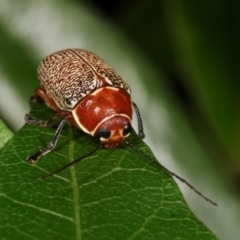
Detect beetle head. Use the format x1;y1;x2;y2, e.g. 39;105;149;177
94;115;132;148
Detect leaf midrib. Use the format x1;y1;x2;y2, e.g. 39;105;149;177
68;128;82;240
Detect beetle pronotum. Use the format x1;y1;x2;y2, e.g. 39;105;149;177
25;49;217;206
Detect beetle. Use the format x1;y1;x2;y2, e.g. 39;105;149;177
25;48;144;163
25;49;217;206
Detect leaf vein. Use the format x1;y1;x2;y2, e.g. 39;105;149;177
69;138;82;240
0;193;74;222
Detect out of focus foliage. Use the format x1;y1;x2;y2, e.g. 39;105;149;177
0;0;239;239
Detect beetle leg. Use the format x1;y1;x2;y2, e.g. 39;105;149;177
24;114;58;128
132;102;145;139
29;94;39;107
35;88;61;112
26;118;67;163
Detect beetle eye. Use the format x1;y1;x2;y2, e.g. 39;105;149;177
95;128;111;140
123;123;132;136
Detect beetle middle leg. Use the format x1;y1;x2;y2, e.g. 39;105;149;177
26;86;71;128
26;118;68;163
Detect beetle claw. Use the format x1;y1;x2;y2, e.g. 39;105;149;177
26;154;40;164
26;149;45;163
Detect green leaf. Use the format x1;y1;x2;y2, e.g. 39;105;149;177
0;119;14;150
0;101;217;239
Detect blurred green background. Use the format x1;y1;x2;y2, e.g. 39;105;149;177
0;0;239;239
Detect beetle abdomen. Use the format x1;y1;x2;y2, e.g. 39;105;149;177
38;49;131;111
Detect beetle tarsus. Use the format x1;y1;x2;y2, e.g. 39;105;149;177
25;114;49;127
24;114;56;127
26;151;43;163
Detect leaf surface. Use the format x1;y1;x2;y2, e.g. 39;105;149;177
0;119;14;150
0;101;217;240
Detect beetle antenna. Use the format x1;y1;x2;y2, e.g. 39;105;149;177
133;102;145;139
39;145;102;180
125;140;217;206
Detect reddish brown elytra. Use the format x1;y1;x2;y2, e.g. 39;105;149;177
25;49;217;206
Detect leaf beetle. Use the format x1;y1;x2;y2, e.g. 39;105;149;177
25;49;217;206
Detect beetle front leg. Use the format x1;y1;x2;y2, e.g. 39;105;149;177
26;118;67;163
